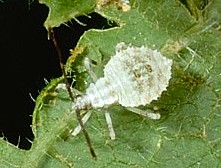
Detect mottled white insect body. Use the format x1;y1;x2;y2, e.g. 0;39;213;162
75;42;172;109
71;42;173;139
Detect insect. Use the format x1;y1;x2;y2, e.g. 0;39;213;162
69;42;173;140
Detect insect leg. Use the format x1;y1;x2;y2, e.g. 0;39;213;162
84;57;98;82
125;107;160;120
71;111;93;136
104;111;116;140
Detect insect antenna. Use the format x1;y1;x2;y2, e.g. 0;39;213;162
48;28;97;160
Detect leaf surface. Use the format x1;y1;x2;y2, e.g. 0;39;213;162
1;0;221;167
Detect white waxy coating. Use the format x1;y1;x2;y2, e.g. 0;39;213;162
75;42;173;109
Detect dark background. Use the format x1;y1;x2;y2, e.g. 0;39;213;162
0;0;115;149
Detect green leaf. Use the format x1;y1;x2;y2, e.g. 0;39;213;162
1;0;221;167
39;0;96;29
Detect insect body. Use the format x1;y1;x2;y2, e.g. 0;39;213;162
70;42;173;139
73;42;172;110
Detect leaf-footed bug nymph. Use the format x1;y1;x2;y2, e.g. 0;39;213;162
58;42;173;141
